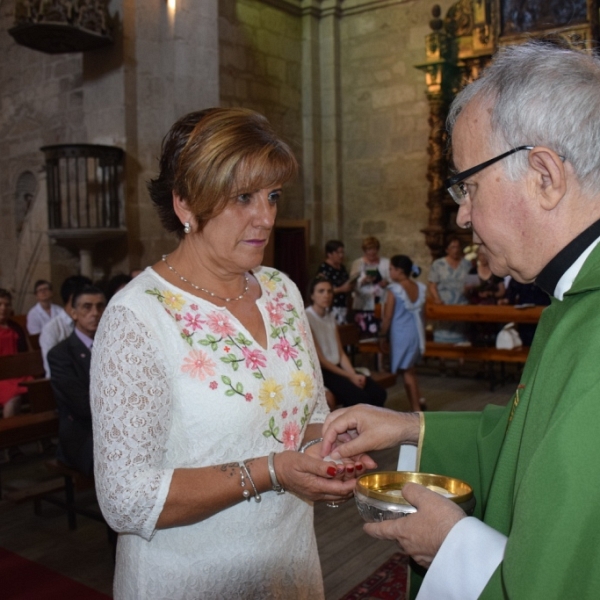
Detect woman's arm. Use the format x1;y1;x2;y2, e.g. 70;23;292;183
379;290;395;338
311;325;363;387
428;281;443;304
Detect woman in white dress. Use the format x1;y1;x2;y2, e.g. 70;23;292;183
90;108;373;600
350;237;390;335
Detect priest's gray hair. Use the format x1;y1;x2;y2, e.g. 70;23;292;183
447;41;600;195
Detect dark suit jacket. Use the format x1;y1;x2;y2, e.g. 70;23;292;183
47;331;93;476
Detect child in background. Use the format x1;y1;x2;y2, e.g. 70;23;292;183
379;255;427;412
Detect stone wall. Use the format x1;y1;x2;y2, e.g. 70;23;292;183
0;1;86;310
219;0;304;218
0;0;461;311
336;0;456;276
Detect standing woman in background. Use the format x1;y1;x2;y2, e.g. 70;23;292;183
350;236;390;336
379;255;427;412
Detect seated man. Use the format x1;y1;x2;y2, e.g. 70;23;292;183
39;275;92;377
26;279;65;335
48;285;106;477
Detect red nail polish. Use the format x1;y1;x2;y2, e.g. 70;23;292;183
327;466;337;477
346;465;354;473
356;464;363;471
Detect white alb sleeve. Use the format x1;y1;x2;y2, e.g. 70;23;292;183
416;516;507;600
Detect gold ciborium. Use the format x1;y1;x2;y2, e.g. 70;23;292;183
355;471;475;522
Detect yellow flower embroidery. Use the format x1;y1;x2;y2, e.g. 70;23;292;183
259;379;284;413
163;290;185;311
289;371;313;401
259;275;277;293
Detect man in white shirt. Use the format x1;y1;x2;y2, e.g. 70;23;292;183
39;275;92;377
26;279;65;335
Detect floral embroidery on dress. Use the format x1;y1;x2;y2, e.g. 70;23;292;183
145;269;318;449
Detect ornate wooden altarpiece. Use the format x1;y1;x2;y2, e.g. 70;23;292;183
417;0;599;258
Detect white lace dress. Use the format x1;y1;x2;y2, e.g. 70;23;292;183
90;267;329;600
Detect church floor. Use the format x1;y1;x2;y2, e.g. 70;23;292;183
0;364;514;599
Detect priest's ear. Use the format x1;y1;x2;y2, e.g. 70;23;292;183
527;147;567;211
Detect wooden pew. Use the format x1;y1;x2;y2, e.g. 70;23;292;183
0;350;44;380
0;350;58;496
337;324;397;389
424;303;544;323
358;303;539;389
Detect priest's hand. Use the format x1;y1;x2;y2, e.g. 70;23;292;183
321;405;420;460
363;482;466;568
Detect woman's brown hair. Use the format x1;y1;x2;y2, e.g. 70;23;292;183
148;108;298;237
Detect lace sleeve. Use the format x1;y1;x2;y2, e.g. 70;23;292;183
91;304;174;541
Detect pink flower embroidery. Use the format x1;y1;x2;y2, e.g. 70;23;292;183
209;381;218;390
181;350;216;381
282;410;288;419
175;313;182;321
241;346;267;370
224;346;231;353
182;328;191;337
190;304;198;311
292;407;298;415
265;301;284;326
245;393;253;402
282;422;301;450
207;312;236;337
273;337;298;361
184;312;205;331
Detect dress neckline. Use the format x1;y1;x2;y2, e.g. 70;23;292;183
148;266;270;351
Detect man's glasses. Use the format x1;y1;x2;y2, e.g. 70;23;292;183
445;145;534;205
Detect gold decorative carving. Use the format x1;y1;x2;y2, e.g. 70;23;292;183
418;0;598;258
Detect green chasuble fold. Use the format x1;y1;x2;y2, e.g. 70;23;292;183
412;243;600;599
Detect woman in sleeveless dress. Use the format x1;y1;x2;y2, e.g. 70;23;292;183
379;255;427;412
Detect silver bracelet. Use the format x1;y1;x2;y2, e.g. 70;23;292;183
267;452;285;494
299;437;323;453
239;462;261;503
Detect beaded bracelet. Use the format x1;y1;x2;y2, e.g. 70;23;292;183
299;437;323;453
239;461;261;503
267;452;285;494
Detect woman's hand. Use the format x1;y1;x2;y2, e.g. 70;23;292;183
350;372;366;389
272;450;358;503
304;441;370;481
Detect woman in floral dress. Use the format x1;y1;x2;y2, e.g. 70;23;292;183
90;109;372;600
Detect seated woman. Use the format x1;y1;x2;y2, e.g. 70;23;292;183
379;255;427;412
306;276;386;409
0;288;30;419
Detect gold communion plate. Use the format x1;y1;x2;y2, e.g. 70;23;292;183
356;471;473;506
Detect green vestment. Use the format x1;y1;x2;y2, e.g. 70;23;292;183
412;243;600;599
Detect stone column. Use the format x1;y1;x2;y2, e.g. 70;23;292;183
301;0;343;265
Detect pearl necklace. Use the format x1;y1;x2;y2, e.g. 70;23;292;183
162;255;249;303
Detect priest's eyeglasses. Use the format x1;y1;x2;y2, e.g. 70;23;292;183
445;145;534;205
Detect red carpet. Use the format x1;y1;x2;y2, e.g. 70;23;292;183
339;552;408;600
0;547;112;599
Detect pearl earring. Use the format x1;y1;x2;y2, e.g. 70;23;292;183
183;222;191;234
